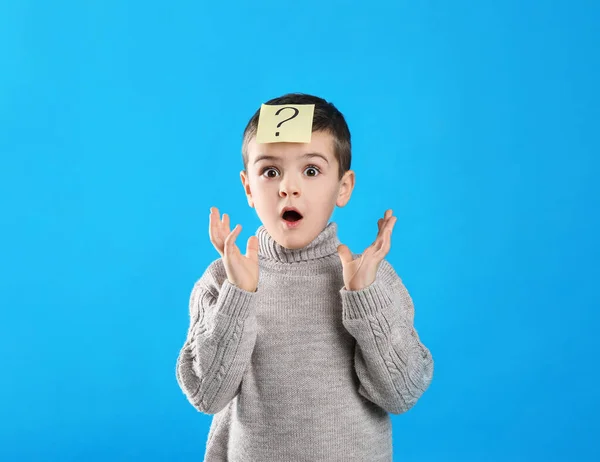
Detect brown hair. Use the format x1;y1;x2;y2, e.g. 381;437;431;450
241;93;351;181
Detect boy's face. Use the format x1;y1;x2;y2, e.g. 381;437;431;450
240;130;355;250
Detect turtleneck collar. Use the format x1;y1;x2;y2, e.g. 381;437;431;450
256;221;341;264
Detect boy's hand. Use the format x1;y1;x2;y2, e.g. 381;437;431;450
337;209;397;291
209;207;259;293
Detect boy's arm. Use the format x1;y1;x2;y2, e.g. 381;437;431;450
339;258;434;415
175;262;258;415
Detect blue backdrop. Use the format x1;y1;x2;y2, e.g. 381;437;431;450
1;1;598;461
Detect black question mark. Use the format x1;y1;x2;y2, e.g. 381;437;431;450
275;106;300;136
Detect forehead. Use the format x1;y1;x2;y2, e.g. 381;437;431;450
248;130;335;163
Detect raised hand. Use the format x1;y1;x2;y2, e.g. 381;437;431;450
337;209;397;291
209;207;259;293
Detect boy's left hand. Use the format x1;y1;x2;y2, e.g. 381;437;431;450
337;209;397;291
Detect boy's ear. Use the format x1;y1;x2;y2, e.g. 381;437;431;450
336;170;356;208
240;170;254;208
240;170;250;193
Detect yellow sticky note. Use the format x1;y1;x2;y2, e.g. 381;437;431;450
256;104;315;143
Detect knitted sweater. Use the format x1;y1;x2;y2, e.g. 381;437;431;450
175;221;434;461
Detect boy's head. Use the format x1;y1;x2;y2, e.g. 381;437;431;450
240;93;356;250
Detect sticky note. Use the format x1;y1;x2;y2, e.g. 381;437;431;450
256;104;315;143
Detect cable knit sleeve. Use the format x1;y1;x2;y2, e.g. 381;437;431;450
175;260;258;415
339;259;434;415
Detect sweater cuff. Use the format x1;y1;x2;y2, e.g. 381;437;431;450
339;279;395;320
217;279;256;318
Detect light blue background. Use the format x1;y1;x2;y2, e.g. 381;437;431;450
1;1;598;461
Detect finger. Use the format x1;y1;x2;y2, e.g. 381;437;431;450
374;232;385;252
381;218;395;240
378;217;389;237
225;224;241;252
373;220;384;247
246;235;259;261
384;226;392;252
382;214;396;233
377;219;394;254
375;216;394;247
223;213;231;236
388;216;397;231
209;207;219;239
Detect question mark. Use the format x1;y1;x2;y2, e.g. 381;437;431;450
275;106;300;136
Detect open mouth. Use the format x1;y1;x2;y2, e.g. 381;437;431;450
282;210;303;222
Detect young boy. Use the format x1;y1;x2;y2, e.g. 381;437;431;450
175;93;434;461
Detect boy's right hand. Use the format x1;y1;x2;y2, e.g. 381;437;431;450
209;207;259;293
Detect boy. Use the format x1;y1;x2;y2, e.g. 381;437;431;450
175;93;434;461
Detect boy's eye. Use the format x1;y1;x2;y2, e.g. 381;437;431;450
261;165;321;178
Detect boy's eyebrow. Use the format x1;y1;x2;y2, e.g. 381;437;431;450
254;152;329;165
